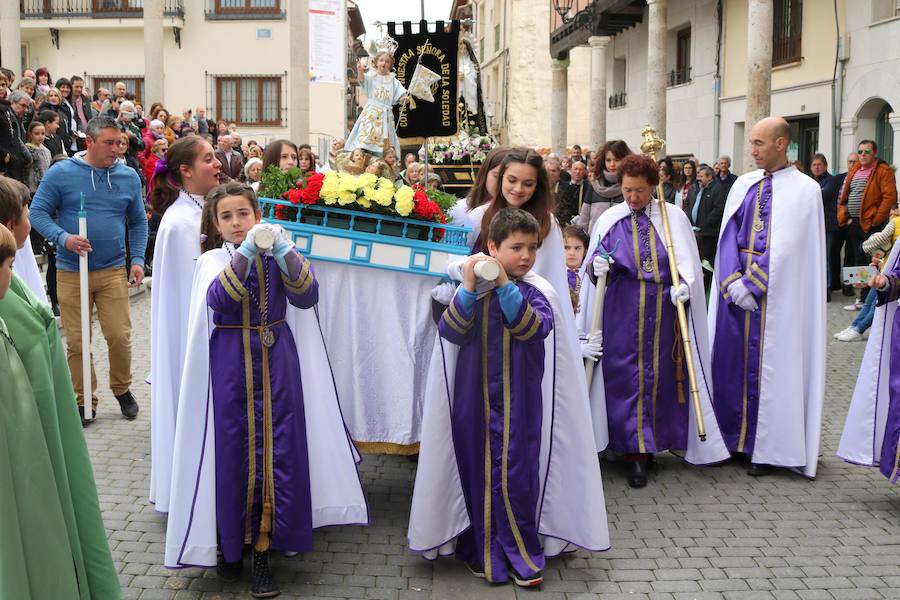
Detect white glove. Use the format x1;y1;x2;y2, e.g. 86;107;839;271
669;282;690;306
269;223;288;244
431;281;457;305
246;223;273;250
727;279;758;311
593;255;612;278
446;257;466;283
580;331;603;362
447;254;495;295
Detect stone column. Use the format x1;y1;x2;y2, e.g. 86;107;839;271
588;36;611;154
889;114;900;168
550;57;569;156
143;0;165;108
839;119;857;167
743;0;774;172
289;0;310;144
0;0;21;74
646;0;667;155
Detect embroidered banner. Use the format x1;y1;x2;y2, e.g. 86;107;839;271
388;20;461;143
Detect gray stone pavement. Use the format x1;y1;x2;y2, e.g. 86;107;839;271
76;287;900;600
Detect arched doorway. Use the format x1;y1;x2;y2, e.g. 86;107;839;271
855;98;894;164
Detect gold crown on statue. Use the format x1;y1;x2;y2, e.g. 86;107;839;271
367;34;399;57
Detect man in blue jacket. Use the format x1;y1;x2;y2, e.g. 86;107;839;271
30;115;148;425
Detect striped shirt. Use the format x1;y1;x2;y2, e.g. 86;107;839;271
847;166;873;218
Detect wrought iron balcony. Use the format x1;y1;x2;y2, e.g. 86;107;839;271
667;66;692;87
608;91;627;109
20;0;185;19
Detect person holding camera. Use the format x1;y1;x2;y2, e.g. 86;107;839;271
116;101;145;163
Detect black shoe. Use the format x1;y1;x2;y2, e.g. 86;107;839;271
51;303;60;317
510;569;543;587
626;460;648;488
78;405;96;427
216;556;242;582
251;550;280;598
466;560;485;579
115;390;139;420
747;462;773;476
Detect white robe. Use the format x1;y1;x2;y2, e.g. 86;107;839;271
408;271;609;557
708;167;826;478
164;246;368;568
149;191;203;512
576;200;730;463
13;242;48;304
837;238;900;467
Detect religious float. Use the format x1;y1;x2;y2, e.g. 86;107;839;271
427;130;497;197
258;162;471;456
253;21;494;456
258;168;471;276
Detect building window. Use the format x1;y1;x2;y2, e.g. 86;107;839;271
207;0;283;19
91;0;141;11
610;58;627;109
877;104;895;165
92;76;145;103
772;0;802;66
871;0;900;21
669;27;691;86
215;76;282;126
494;24;500;52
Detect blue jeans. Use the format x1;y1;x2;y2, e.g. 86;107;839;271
852;288;877;333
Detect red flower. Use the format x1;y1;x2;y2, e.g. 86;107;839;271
298;172;324;205
275;205;286;220
284;188;304;205
413;197;442;220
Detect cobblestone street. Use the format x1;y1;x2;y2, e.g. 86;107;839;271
79;287;900;600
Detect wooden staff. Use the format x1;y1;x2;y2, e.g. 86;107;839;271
639;125;707;441
584;253;608;390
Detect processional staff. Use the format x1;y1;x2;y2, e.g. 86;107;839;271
639;125;706;442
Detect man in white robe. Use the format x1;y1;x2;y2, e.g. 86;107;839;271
708;116;825;478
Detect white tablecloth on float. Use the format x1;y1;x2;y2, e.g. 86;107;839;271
312;260;440;453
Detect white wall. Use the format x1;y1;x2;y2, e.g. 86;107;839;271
19;8;347;147
599;0;719;160
840;3;900;163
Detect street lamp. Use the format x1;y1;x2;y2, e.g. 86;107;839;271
552;0;575;21
552;0;596;29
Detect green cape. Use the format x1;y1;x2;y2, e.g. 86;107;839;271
0;274;120;599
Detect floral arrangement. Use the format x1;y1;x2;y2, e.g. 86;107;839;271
428;130;497;165
270;171;458;233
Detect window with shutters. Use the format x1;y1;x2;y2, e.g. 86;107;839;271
772;0;802;67
214;76;281;126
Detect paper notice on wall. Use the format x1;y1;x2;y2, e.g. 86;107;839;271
309;0;345;84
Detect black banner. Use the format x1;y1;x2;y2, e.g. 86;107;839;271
389;20;460;142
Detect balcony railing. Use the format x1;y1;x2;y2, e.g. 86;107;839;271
21;0;184;19
667;66;692;87
609;91;627;109
205;0;284;20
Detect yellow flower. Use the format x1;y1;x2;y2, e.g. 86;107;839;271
356;195;372;209
338;190;356;205
394;185;414;216
338;173;359;192
358;172;378;188
373;186;394;206
320;172;341;201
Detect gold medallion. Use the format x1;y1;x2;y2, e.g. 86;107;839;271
752;219;764;233
642;256;654;273
261;328;276;348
